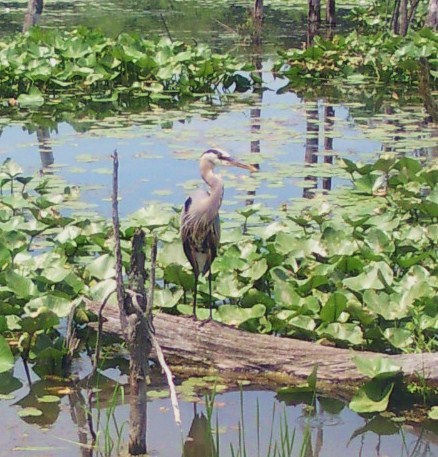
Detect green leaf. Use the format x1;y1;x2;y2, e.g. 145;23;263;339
320;292;347;323
383;328;413;349
319;323;363;345
154;289;184;309
18;407;43;417
0;336;14;373
343;261;393;291
25;295;71;318
37;395;60;403
5;269;37;299
86;254;115;280
429;406;438;420
349;379;394;413
353;355;401;379
240;258;268;281
17;89;44;108
217;304;265;326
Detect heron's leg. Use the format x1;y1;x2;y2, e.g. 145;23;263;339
193;275;198;320
208;267;213;320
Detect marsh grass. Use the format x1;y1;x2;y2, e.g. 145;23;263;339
202;387;313;457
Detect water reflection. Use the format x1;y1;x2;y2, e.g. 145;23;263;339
2;369;438;457
183;405;215;457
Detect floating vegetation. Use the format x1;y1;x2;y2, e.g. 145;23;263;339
0;27;253;109
275;28;438;86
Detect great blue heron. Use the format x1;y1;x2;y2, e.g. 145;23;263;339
181;148;257;320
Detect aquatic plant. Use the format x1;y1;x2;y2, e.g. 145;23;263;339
275;28;438;86
0;27;253;108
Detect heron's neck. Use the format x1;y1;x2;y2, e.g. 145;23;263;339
201;163;224;212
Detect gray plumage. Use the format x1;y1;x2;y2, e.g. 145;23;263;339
180;148;256;319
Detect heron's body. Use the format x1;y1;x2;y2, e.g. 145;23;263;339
181;149;256;319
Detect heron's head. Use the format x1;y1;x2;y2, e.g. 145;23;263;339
201;148;257;172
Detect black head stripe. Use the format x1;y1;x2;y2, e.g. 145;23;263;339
202;149;224;159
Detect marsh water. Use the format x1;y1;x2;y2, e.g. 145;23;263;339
1;0;437;455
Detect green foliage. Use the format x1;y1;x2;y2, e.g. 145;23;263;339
0;155;436;383
275;28;438;86
0;27;253;108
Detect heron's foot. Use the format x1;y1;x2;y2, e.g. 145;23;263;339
198;316;214;327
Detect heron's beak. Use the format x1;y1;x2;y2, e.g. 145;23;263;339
226;157;258;173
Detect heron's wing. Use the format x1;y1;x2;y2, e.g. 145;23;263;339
200;214;220;276
180;194;221;277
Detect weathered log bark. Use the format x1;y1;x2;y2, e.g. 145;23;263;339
86;303;438;385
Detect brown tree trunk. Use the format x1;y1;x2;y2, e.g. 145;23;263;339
418;58;438;123
308;0;321;23
23;0;43;32
326;0;336;26
126;231;151;455
112;152;152;455
400;0;408;35
253;0;263;20
392;0;401;34
426;0;438;29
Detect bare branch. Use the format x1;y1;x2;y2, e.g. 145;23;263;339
111;150;126;321
146;234;158;320
150;333;181;425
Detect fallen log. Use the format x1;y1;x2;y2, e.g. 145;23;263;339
86;302;438;386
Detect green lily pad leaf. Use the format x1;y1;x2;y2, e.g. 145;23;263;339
240;258;268;281
323;227;356;256
86;254;115;280
159;242;187;268
0;393;15;400
320;292;347;323
147;390;169;399
319;323;363;345
37;395;60;403
176;304;211;320
429;406;438;420
130;204;173;229
18;407;43;417
215;274;251;298
343;261;393;291
163;264;194;290
17;88;45;108
5;269;37;300
25;295;71;318
154;289;184;309
0;336;14;374
353;356;401;379
88;278;117;304
55;226;82;244
349;379;394;413
288;315;316;332
217;304;266;326
383;328;413;349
